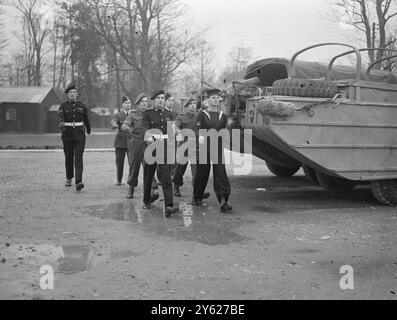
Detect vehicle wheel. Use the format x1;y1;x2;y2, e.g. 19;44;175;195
266;161;300;177
315;171;356;192
302;165;318;185
370;180;397;206
273;79;338;98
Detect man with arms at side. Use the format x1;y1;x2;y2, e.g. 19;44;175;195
58;84;91;191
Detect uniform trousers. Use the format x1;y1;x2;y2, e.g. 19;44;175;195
172;140;197;187
127;138;158;190
143;158;173;207
115;148;128;183
193;149;231;203
63;140;85;184
173;163;197;187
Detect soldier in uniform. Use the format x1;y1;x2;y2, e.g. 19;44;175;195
164;93;179;120
111;96;132;185
192;88;232;213
172;97;210;199
121;93;159;200
58;84;91;191
142;89;179;217
164;93;178;179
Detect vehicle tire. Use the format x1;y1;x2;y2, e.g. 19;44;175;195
266;161;300;177
302;165;319;185
273;79;338;98
370;180;397;206
315;171;356;192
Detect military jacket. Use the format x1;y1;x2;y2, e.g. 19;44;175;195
58;100;91;142
175;111;197;131
143;108;173;135
111;110;128;148
121;109;145;140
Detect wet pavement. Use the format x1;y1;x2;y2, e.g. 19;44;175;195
83;201;247;246
1;151;396;300
1;244;96;274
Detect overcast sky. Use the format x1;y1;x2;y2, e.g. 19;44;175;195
184;0;359;66
2;0;362;69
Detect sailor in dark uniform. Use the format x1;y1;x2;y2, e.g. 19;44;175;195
192;88;232;213
142;90;179;217
58;84;91;191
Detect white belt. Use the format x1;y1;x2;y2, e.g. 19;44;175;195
64;122;84;127
152;134;168;140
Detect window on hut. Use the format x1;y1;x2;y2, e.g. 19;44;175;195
6;108;17;121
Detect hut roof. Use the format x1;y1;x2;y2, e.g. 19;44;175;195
0;86;54;104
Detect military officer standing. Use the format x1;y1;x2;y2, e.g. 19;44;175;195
164;93;178;179
192;88;232;213
142;90;179;217
172;97;210;199
121;93;159;201
111;96;132;185
58;84;91;191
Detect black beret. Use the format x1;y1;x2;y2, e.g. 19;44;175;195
65;83;77;94
183;97;195;108
121;95;131;104
151;89;165;100
134;93;146;105
165;93;172;101
202;88;220;97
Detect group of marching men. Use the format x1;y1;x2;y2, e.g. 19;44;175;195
58;84;232;218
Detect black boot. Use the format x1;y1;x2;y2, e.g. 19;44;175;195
150;189;160;203
76;182;84;191
165;204;179;217
127;186;134;199
191;198;204;206
174;185;181;197
220;201;233;213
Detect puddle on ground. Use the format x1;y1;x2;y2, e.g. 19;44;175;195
250;205;285;214
57;245;95;274
83;201;246;246
291;248;322;254
1;244;96;274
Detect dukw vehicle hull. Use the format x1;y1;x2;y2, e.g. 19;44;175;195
231;43;397;205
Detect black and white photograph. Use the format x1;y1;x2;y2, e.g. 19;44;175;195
0;0;396;305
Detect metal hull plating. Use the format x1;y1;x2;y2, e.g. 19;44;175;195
242;88;397;181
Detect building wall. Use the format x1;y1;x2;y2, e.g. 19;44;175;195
0;89;62;133
0;103;42;133
41;91;61;133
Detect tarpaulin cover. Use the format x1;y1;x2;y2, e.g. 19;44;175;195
244;57;397;86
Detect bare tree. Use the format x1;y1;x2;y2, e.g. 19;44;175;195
194;39;216;89
9;0;51;85
0;0;7;50
65;0;206;94
49;18;71;89
218;46;254;84
331;0;397;65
